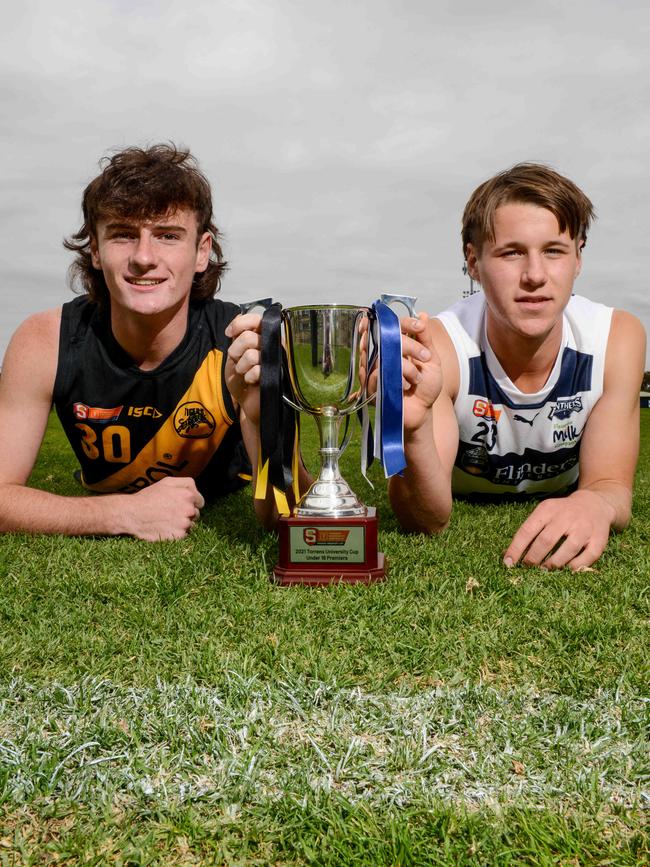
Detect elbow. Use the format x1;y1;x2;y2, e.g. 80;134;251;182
395;509;450;535
405;517;449;536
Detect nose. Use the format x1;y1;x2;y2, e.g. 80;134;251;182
521;252;547;288
130;232;157;271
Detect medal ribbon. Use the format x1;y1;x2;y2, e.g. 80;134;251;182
365;300;406;478
256;303;299;515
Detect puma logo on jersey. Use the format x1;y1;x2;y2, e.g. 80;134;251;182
513;412;540;426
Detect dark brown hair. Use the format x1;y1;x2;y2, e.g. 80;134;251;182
462;163;595;257
64;143;227;305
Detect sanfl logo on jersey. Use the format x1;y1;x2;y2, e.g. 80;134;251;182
472;399;501;422
73;402;123;422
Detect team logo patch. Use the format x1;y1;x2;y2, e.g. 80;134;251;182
472;399;501;422
304;528;350;546
173;401;216;438
548;397;583;421
73;402;123;422
460;445;490;476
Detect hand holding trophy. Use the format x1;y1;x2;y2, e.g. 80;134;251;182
256;295;416;585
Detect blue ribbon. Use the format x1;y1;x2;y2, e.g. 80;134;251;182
372;300;407;477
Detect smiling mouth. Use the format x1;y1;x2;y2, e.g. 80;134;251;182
126;278;165;286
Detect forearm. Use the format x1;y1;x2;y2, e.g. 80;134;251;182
0;483;128;536
389;419;452;534
575;481;632;532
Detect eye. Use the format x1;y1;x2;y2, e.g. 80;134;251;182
544;247;566;257
500;249;521;258
159;232;182;241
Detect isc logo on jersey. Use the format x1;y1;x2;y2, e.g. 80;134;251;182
472;399;501;422
127;406;162;419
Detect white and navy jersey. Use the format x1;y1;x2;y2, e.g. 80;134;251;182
436;293;613;498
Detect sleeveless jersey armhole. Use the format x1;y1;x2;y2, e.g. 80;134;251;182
435;310;476;410
53;300;76;403
202;299;240;424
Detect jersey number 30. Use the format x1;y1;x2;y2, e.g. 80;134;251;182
75;423;132;464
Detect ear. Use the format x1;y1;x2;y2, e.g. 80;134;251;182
574;241;583;279
195;231;212;273
90;236;101;269
465;243;481;282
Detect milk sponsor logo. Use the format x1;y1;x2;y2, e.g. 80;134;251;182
552;423;580;444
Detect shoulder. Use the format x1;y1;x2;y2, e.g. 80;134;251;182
6;308;61;353
605;310;646;377
609;309;646;344
435;293;484;354
1;308;62;397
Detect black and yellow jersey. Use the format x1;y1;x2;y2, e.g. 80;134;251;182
53;296;251;499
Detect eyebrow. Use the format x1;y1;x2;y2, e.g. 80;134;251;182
102;221;189;233
492;238;573;251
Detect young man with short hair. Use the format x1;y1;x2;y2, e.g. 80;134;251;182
394;163;646;570
0;143;278;539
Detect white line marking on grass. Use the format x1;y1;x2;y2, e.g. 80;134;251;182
0;676;647;813
48;741;99;787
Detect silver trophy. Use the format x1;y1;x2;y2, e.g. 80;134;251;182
282;305;371;518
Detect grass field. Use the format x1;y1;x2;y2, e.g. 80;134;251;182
0;412;648;864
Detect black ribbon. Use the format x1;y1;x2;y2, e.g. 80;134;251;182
259;303;298;494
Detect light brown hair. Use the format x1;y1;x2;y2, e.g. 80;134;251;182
462;163;595;257
64;143;227;306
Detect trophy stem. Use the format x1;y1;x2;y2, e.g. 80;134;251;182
295;407;367;518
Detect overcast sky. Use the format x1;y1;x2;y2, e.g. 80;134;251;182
1;0;648;364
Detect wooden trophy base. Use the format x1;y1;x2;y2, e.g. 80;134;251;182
272;507;387;586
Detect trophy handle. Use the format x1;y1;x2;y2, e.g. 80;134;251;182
282;393;303;413
239;297;274;314
380;293;417;317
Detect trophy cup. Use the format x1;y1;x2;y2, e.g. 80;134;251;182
268;299;414;585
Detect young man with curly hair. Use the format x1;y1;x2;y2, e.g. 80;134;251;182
0;144;282;539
